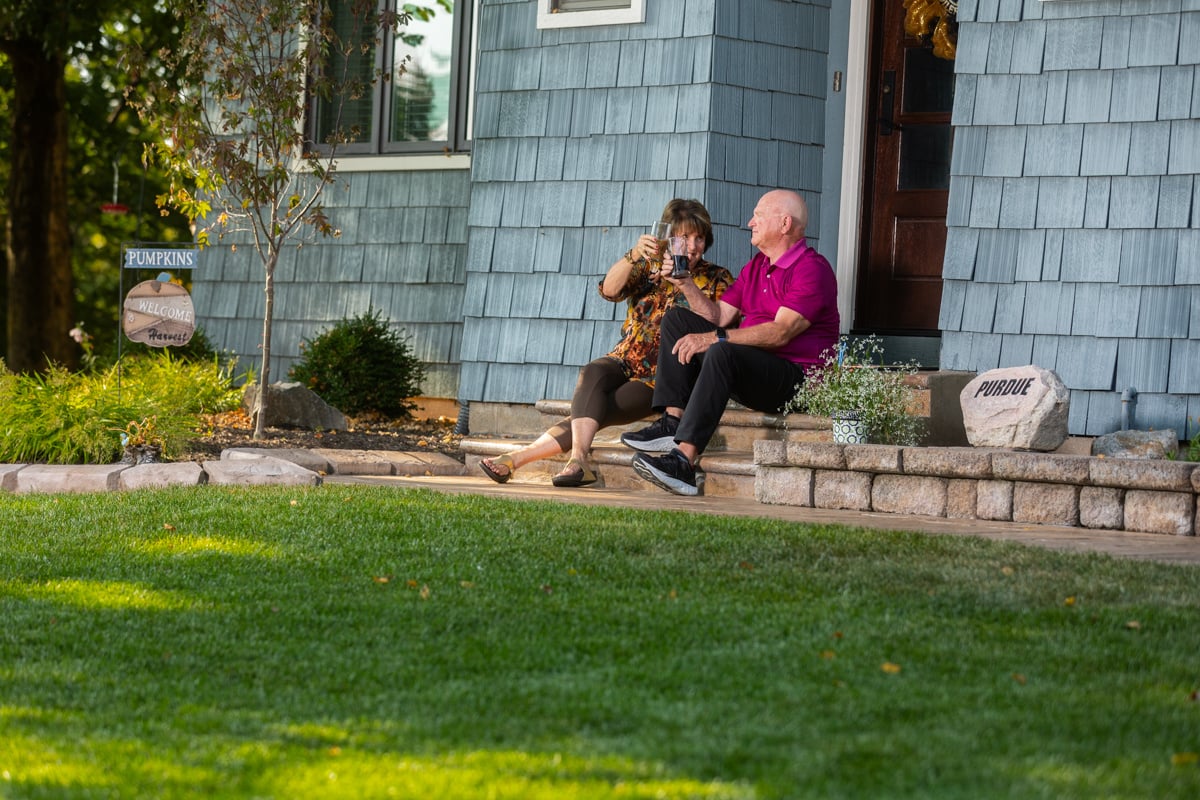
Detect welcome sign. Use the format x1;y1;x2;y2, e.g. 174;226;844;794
123;279;196;347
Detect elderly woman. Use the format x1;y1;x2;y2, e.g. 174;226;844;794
480;198;733;487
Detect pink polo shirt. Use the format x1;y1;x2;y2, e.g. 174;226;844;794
720;238;840;367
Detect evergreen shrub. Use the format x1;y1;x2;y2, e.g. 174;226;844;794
289;308;425;418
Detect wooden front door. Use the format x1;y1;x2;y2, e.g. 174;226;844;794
855;0;955;335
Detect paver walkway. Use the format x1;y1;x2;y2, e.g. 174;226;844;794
331;471;1200;566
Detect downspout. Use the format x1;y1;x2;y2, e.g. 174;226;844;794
1121;387;1137;430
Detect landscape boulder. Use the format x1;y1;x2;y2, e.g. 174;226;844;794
960;366;1069;451
242;382;348;431
1091;429;1178;460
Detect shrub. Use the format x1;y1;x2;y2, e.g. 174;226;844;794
0;353;242;464
289;308;425;418
787;334;924;446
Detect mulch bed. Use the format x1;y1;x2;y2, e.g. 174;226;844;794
180;409;465;464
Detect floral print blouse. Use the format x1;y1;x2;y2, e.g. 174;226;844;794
599;257;734;387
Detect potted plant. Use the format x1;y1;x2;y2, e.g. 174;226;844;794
787;335;923;446
117;416;165;465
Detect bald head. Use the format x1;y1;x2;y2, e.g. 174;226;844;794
764;189;808;238
748;189;810;261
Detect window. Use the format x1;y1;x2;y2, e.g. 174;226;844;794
312;0;474;155
536;0;645;29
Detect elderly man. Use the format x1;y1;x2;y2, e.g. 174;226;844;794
620;189;840;495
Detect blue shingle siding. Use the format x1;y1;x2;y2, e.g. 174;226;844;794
962;282;999;331
999;177;1038;228
1178;230;1200;283
1035;178;1087;228
1159;65;1195;119
1080;123;1131;175
1119;229;1178;284
1054;335;1118;390
1083;177;1112;228
1024;125;1083;176
1137;285;1191;337
1044;18;1104;71
1117;338;1172;393
1169;338;1200;392
983;126;1027;177
994;283;1028;333
975;228;1020;281
999;332;1034;364
1158;175;1194;228
950;0;1200;438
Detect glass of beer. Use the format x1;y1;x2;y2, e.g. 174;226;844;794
650;222;671;271
669;235;690;278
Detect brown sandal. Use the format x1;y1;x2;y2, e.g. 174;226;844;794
552;458;597;488
479;454;515;484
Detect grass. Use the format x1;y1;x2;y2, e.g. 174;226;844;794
1;485;1198;799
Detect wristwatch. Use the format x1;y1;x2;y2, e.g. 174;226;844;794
715;327;727;342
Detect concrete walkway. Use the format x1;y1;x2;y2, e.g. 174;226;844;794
331;471;1200;566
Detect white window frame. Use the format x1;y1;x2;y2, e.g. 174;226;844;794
536;0;645;30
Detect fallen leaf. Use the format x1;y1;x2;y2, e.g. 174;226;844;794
1001;566;1014;576
417;439;429;447
833;631;844;640
881;662;902;674
739;561;754;571
541;584;554;595
1171;752;1199;766
372;576;391;584
290;499;299;506
163;523;176;531
406;579;419;589
1064;596;1076;606
1012;672;1027;685
419;584;431;600
1125;620;1142;630
820;650;836;660
460;580;475;589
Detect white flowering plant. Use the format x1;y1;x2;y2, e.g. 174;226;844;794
787;335;924;446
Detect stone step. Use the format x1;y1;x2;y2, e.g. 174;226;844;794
461;441;758;499
531;400;834;450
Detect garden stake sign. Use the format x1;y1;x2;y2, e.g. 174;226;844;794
120;245;199;348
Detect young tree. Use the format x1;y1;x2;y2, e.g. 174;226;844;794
141;0;401;438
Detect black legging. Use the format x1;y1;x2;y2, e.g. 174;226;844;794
544;357;655;451
651;306;806;456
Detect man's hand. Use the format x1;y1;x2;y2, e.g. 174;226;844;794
672;331;717;365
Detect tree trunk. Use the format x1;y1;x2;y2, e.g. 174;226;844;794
3;37;75;373
252;252;277;439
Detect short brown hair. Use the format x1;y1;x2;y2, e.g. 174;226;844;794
660;198;714;253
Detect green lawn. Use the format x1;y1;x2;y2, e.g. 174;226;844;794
1;485;1197;799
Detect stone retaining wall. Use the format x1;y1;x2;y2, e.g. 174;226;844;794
753;442;1198;536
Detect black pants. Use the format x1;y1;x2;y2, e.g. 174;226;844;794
652;307;806;455
544;357;655;451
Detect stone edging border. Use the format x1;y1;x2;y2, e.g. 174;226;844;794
753;441;1199;536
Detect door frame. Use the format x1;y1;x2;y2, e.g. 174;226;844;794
835;0;944;367
835;1;871;338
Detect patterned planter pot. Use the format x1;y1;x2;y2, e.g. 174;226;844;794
831;411;869;444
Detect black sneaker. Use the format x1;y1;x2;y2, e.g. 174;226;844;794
620;413;679;453
632;449;699;496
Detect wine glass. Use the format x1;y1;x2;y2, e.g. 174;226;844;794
649;221;671;270
669;235;690;278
